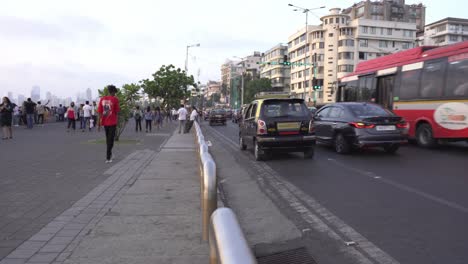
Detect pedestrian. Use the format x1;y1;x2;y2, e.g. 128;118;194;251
177;104;188;134
23;98;36;129
66;102;78;132
92;101;98;130
0;97;14;139
57;104;65;121
134;106;143;132
185;106;198;133
144;106;153;133
154;107;162;130
13;104;20;127
98;85;120;163
83;101;93;132
79;104;85;131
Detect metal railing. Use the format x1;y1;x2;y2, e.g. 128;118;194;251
193;121;257;264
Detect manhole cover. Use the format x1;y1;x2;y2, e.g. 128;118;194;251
257;247;317;264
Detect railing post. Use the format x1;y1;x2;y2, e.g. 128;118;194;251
209;208;257;264
202;158;217;241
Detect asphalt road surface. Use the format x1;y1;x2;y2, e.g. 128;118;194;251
204;120;468;264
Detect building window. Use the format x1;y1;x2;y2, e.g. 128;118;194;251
381;28;384;35
359;39;368;47
312;43;316;49
288;42;293;48
402;42;410;49
362;26;368;33
359;52;368;60
450;35;459;41
298;82;302;89
291;84;295;90
339;52;354;60
387;28;392;35
329;33;334;37
434;36;445;44
449;24;460;32
403;30;413;37
379;40;388;48
338;39;355;47
356;6;365;17
370;27;376;34
300;33;306;42
336;17;339;23
342;17;345;24
319;42;325;48
338;65;354;72
436;25;446;32
325;19;328;25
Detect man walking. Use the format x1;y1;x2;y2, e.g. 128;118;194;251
36;101;45;124
98;85;120;163
92;101;98;130
177;104;188;134
83;101;93;132
185;106;198;133
23;98;36;129
57;104;65;121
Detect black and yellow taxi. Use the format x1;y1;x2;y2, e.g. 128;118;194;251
239;92;316;161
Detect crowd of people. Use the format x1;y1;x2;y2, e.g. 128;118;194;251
132;104;199;134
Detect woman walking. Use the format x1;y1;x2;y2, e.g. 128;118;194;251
144;106;153;133
134;106;143;132
0;97;14;139
154;107;162;131
66;102;78;132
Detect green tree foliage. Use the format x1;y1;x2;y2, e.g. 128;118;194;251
244;78;275;103
140;65;197;108
98;84;141;141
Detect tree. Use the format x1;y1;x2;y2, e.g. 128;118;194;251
221;83;228;97
98;83;141;141
244;78;275;103
141;64;196;109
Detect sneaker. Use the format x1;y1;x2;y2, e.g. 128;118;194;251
105;160;110;163
108;159;113;163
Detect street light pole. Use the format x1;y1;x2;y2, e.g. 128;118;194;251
185;43;201;73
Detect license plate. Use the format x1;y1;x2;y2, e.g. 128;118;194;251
216;115;222;118
376;125;396;131
277;122;300;130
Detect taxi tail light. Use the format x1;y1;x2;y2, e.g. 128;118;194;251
308;120;315;133
396;121;409;129
257;119;267;135
349;122;375;129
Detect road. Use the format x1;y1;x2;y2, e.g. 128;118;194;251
0;120;176;260
204;120;468;264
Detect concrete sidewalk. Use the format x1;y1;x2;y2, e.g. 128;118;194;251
61;132;207;264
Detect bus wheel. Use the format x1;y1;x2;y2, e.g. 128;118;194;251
416;123;437;148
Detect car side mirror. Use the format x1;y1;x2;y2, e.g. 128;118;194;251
313;114;321;121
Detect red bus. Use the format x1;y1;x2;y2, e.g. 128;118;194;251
337;41;468;147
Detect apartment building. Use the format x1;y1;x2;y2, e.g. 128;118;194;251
259;44;291;92
342;0;425;31
288;7;418;104
206;81;221;97
417;17;468;46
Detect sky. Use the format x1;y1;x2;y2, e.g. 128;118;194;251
0;0;465;101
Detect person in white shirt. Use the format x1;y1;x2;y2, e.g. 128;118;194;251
185;106;198;133
83;101;93;132
177;104;188;134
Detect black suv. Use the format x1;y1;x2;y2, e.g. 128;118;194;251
239;98;316;161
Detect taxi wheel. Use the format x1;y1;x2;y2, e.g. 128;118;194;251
239;136;247;150
254;140;264;161
335;133;351;154
304;148;314;159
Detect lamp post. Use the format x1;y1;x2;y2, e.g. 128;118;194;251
288;4;325;102
233;56;245;107
185;43;200;73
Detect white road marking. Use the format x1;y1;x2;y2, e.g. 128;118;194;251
328;159;468;214
205;125;400;264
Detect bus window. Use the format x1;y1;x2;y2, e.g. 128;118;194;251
399;69;421;100
445;58;468;97
358;76;375;101
344;80;358;101
420;59;447;98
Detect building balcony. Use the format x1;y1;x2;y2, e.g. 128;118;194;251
337;46;356;53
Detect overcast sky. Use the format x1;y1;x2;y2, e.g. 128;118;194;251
0;0;464;100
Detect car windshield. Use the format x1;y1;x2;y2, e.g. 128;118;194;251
262;100;309;118
347;104;393;118
212;109;225;114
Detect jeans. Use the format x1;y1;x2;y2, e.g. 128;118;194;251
84;117;91;130
104;125;117;160
27;114;34;129
135;118;142;131
145;120;152;132
13;115;19;126
178;120;186;133
79;117;85;129
68;119;76;130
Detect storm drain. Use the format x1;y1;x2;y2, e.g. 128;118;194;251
257;247;317;264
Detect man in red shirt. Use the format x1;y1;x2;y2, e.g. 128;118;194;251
97;85;120;163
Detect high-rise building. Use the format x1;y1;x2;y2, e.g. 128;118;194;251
86;88;92;101
31;86;40;102
18;94;26;105
342;0;426;31
7;92;14;103
416;17;468;46
260;44;291;92
288;6;419;105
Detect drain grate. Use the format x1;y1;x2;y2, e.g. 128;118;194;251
257;247;317;264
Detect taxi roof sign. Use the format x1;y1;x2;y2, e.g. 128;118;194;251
254;91;291;99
